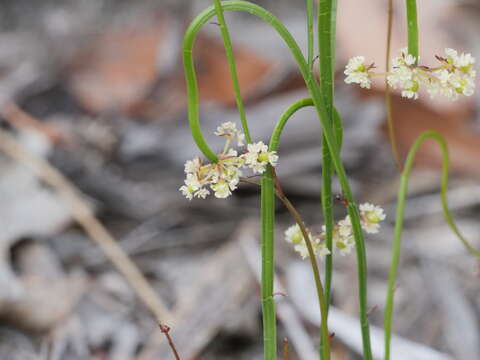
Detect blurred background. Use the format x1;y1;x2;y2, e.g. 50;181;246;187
0;0;480;359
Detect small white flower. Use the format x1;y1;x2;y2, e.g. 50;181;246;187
445;48;458;63
316;241;331;259
285;224;304;244
359;203;386;234
337;217;352;237
179;185;194;200
211;180;231;198
294;243;310;259
335;237;355;256
344;56;372;89
194;188;210;199
214;121;245;146
180;173;204;200
184;157;202;174
243;141;278;174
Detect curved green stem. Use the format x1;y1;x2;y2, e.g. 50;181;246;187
406;0;419;61
212;0;252;143
183;3;372;358
383;130;480;360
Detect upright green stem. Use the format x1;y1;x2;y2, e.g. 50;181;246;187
318;4;338;349
270;98;331;360
212;0;252;143
275;178;331;360
306;0;315;69
261;165;277;360
383;131;480;360
183;4;372;359
406;0;419;61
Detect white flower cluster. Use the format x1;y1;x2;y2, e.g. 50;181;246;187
284;224;331;260
344;48;476;101
285;203;386;259
344;56;373;89
180;122;278;200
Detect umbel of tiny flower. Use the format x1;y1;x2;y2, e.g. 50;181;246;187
284;224;330;260
180;122;278;200
344;47;476;101
285;203;386;259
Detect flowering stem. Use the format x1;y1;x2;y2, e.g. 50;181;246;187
406;0;419;62
383;130;480;360
212;0;252;144
183;3;372;359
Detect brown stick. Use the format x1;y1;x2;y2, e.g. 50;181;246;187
283;337;289;360
159;324;182;360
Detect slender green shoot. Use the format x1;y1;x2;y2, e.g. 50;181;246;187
261;164;277;360
383;131;480;360
212;0;252;143
317;0;337;326
306;0;315;69
406;0;419;61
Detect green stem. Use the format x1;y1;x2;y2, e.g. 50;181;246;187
261;165;277;360
183;3;372;358
212;0;252;143
270;98;331;360
274;174;330;360
383;131;480;360
406;0;419;61
318;6;339;357
306;0;315;69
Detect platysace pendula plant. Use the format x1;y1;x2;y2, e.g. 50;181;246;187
179;122;278;200
345;47;476;100
285;203;386;258
182;1;480;360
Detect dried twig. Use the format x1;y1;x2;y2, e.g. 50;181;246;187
159;324;181;360
283;337;289;360
0;123;170;325
0;102;61;143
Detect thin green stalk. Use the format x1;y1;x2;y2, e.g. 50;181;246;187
212;0;252;143
183;4;372;359
270;98;331;360
306;0;315;69
406;0;419;61
318;1;337;326
261;165;277;360
275;177;331;360
242;168;332;360
385;0;402;170
383;131;480;360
